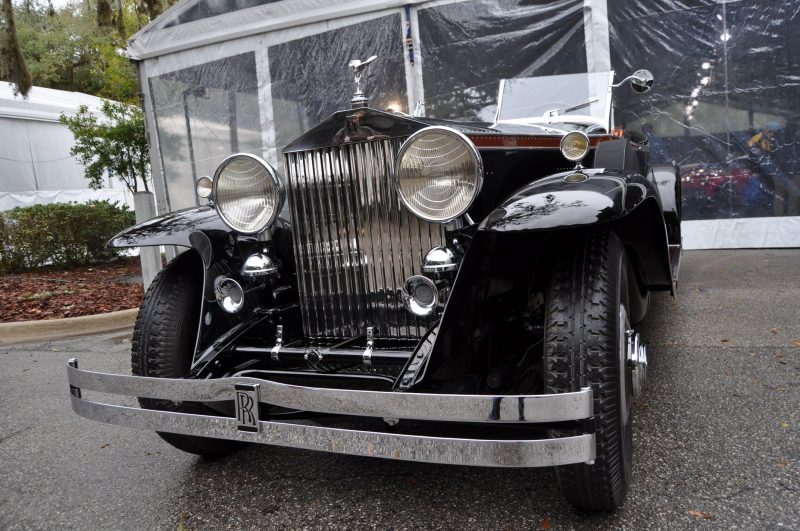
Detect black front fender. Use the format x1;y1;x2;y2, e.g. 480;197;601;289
108;206;237;267
479;169;657;233
109;205;295;287
108;206;230;249
111;205;297;358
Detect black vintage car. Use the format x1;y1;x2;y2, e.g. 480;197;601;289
67;66;681;510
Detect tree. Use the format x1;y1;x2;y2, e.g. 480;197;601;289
14;1;140;102
0;0;32;96
60;100;151;194
7;0;179;102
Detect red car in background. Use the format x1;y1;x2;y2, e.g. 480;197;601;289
681;156;770;218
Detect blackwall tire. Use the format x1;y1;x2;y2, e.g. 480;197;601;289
544;229;634;511
131;251;247;458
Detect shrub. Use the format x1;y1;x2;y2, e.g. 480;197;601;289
0;201;135;273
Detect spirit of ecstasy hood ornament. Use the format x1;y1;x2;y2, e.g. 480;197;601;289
349;55;377;109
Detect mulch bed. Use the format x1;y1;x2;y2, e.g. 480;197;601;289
0;257;143;322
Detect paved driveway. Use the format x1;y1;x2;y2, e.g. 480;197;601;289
1;250;798;530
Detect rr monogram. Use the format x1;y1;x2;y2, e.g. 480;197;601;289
234;384;260;432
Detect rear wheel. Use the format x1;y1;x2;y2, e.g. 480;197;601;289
544;230;634;510
131;251;246;457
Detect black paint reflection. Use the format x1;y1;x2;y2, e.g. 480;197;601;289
481;174;631;232
109;206;229;248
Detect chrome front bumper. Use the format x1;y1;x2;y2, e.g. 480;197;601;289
67;359;596;468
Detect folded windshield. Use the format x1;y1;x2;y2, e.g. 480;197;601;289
422;71;613;128
498;71;613;124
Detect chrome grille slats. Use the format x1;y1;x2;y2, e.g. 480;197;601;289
300;151;329;334
351;143;378;327
375;140;397;336
331;147;365;333
285;138;447;340
340;144;370;330
314;149;346;336
358;141;388;332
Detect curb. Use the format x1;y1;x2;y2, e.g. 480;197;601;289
0;308;139;346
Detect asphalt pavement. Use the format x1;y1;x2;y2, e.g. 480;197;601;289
1;249;798;530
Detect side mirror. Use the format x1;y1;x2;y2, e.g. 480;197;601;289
630;69;654;93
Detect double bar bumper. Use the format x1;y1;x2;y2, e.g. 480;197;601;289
67;359;596;468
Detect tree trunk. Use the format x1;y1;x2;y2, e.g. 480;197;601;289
96;0;113;28
0;0;32;97
114;0;126;39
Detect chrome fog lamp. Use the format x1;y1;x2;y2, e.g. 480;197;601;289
213;153;285;234
560;131;590;163
422;246;461;277
214;276;244;313
395;126;483;223
401;275;439;317
196;176;213;199
241;253;279;278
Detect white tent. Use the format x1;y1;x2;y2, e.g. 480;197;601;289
126;0;800;249
0;84;132;211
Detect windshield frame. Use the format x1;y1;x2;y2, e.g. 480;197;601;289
492;71;615;131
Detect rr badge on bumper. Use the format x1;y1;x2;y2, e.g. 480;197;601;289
234;383;260;432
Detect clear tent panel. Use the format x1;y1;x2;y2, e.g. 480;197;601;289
609;0;800;220
417;0;588;121
160;0;284;29
149;52;262;211
268;12;407;153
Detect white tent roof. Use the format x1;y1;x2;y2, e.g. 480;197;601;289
126;0;429;60
0;83;105;122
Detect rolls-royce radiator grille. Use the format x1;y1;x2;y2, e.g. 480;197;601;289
285;139;447;340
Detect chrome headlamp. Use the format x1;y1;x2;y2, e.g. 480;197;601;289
212;153;285;234
395;126;483;223
195;176;213;198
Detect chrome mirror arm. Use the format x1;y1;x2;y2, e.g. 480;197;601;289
612;69;654;93
610;75;636;88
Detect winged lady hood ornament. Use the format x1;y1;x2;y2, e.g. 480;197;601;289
349;55;377;108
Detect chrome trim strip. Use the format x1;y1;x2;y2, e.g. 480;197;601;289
493;78;506;125
270;324;283;361
70;396;596;468
363;326;375;366
669;243;682;283
67;364;593;424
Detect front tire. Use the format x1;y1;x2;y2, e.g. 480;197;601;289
544;230;634;510
131;251;246;457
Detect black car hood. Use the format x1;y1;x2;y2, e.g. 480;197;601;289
282;107;562;153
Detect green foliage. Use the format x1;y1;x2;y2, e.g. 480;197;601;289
7;0;183;101
93;41;139;102
0;201;135;273
60;100;151;193
14;0;141;102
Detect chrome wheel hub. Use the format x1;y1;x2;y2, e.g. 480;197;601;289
625;329;648;399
